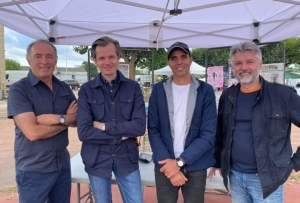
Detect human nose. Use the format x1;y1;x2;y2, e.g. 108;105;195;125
176;58;182;65
240;62;247;70
103;58;111;65
41;56;48;64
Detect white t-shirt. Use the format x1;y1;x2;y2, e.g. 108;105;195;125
172;81;190;158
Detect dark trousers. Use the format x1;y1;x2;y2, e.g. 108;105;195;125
16;157;71;203
155;166;207;203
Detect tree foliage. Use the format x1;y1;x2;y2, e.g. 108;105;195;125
73;46;167;80
5;59;22;70
191;48;230;72
74;37;300;78
137;48;168;71
284;38;300;66
81;61;98;79
191;37;300;71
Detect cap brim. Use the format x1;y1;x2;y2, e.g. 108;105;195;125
168;46;189;59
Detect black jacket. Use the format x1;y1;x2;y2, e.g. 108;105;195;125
214;76;300;198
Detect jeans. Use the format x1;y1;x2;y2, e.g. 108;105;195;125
16;157;71;203
229;170;283;203
88;164;143;203
154;166;207;203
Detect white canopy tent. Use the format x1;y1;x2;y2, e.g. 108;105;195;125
154;61;205;76
1;0;300;48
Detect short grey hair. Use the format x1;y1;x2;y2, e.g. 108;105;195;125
26;39;57;59
91;36;121;59
230;41;262;62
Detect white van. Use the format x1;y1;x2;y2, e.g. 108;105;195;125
6;70;29;87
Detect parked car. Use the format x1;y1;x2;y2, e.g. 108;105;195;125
63;79;80;90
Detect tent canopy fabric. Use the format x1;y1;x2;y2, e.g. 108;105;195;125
154;61;205;76
1;0;300;48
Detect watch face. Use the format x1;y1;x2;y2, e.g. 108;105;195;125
177;160;184;167
60;117;65;124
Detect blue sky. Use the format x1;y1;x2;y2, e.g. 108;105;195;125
4;27;87;68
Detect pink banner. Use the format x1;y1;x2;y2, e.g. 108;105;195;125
208;66;223;88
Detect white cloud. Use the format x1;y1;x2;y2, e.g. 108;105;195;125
55;45;88;68
4;32;88;67
7;34;18;42
5;44;27;65
4;28;19;43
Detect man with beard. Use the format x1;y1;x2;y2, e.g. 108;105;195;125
208;41;300;202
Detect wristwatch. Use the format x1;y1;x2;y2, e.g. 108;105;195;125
59;115;65;125
176;158;184;168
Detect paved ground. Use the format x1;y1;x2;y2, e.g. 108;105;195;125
1;90;300;202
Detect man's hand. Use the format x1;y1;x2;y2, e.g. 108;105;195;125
159;159;180;179
66;100;78;115
93;121;104;130
169;171;188;187
207;167;222;181
36;114;60;125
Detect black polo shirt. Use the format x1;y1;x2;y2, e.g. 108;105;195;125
8;70;76;172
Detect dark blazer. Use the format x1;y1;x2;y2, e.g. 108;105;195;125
77;71;146;178
148;77;217;171
214;76;300;198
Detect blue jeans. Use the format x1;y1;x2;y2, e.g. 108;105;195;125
88;164;143;203
229;170;283;203
16;158;71;203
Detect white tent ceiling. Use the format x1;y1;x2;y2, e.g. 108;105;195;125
1;0;300;48
154;61;205;76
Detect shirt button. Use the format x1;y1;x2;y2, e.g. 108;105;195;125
110;90;113;92
112;154;115;156
111;102;115;105
112;119;115;122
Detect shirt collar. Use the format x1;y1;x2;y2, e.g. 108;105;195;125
100;71;120;85
27;69;60;87
91;70;127;88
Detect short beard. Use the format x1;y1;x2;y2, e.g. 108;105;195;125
234;70;258;85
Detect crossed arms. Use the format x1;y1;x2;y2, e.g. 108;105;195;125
13;101;77;141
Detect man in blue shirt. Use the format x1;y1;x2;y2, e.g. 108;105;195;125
77;36;146;203
8;40;77;203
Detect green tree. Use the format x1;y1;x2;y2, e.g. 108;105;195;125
284;37;300;66
81;61;98;79
5;59;22;70
137;48;168;71
73;46;166;80
191;48;207;67
192;48;231;72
